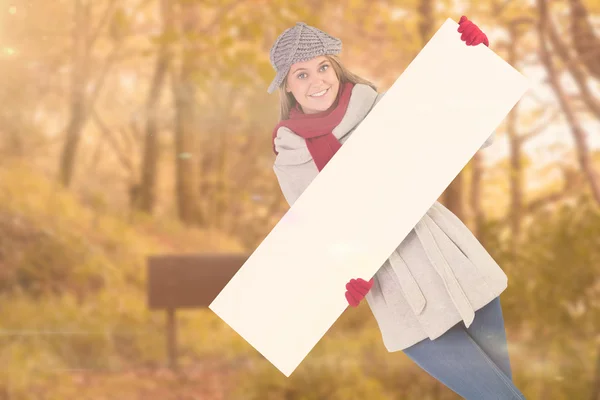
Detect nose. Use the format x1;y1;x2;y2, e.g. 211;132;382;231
309;75;325;86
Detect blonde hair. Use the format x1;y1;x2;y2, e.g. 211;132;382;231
277;55;377;121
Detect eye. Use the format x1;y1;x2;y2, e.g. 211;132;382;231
320;64;329;72
297;72;307;79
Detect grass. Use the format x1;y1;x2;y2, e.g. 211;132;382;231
0;160;248;399
0;160;597;399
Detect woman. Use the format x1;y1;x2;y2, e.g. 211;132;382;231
268;18;526;399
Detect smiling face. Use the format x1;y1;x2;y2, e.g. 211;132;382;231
285;56;340;114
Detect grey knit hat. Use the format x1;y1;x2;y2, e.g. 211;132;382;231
267;22;342;94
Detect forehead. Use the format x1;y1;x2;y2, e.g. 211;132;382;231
290;56;329;71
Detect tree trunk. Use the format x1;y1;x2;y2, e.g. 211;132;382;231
172;1;203;225
213;117;230;229
202;84;236;229
591;344;600;400
545;10;600;120
470;152;484;241
137;0;173;213
506;26;523;258
59;0;89;187
537;0;600;206
443;174;465;220
569;0;600;80
417;0;434;47
5;124;25;158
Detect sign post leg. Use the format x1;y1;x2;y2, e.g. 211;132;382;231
167;307;178;370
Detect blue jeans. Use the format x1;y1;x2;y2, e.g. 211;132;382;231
403;297;526;399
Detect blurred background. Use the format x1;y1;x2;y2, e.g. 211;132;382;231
0;0;599;399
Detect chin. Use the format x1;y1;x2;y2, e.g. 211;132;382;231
307;95;336;111
314;101;335;112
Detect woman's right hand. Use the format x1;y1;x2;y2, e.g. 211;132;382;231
345;278;374;307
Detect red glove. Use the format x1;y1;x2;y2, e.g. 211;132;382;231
345;278;374;307
458;16;489;47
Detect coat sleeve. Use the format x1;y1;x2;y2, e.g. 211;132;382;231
479;131;495;149
273;165;302;207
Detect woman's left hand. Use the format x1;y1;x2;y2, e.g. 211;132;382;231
458;16;489;47
345;278;373;308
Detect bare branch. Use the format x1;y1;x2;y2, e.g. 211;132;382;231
507;16;535;28
87;0;119;49
88;0;150;52
129;118;144;145
119;126;136;156
491;165;584;230
91;108;133;173
493;40;510;53
562;47;600;70
524;90;555;108
492;0;515;16
546;10;600;119
520;109;562;142
199;0;245;35
537;0;600;205
525;189;571;214
87;42;124;113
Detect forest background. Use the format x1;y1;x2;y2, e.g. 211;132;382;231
1;0;600;399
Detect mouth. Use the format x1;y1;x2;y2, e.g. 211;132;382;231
308;87;330;98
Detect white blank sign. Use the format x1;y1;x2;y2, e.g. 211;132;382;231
209;18;529;377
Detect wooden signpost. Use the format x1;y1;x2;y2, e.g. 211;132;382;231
146;253;248;369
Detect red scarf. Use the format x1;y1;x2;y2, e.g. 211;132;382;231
272;82;354;171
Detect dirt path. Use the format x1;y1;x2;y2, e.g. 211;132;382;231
58;361;241;400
